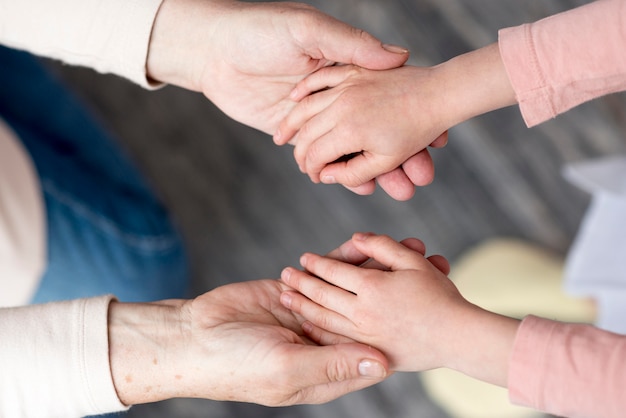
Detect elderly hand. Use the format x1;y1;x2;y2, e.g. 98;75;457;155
109;279;389;407
147;0;409;135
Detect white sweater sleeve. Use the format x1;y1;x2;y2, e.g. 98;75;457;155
0;296;128;417
0;0;163;87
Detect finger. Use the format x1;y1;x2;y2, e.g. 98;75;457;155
296;252;368;295
285;343;389;404
275;67;353;146
285;102;338;176
399;237;427;255
343;180;377;196
360;237;426;270
430;130;449;148
376;168;416;201
316;151;400;188
292;110;363;179
427;254;451;275
280;289;355;337
351;233;429;271
402;149;435;187
305;14;409;70
324;234;377;265
281;266;356;311
290;65;355;102
302;320;356;345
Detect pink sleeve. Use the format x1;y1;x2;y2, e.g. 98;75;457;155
509;315;626;418
498;0;626;127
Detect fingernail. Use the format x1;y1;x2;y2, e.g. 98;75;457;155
359;360;386;378
273;129;282;144
289;87;299;100
302;321;313;334
382;44;409;54
322;175;336;184
353;232;372;241
281;267;292;281
280;292;292;309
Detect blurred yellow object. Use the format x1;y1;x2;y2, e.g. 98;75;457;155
421;238;596;418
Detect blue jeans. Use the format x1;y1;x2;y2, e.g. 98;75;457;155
0;46;190;303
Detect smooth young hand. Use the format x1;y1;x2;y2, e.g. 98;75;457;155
276;65;450;189
279;233;520;387
275;43;517;200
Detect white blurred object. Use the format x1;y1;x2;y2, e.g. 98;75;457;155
563;155;626;334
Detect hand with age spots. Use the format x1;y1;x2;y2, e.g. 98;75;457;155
108;239;395;408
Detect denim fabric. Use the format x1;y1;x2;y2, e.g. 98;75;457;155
0;46;190;303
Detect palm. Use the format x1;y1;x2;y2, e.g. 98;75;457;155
192;279;304;335
199;4;332;134
184;280;318;405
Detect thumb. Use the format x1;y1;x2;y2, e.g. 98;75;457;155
291;343;389;403
304;13;409;70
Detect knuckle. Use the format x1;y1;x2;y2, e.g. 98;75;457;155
310;283;330;309
345;65;364;81
341;170;370;188
305;143;325;174
326;355;352;382
315;312;335;332
293;144;306;169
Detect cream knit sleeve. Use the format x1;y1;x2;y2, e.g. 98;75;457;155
0;0;163;88
0;296;128;417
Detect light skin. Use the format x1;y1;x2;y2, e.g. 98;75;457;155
108;238;395;407
275;42;517;199
109;0;437;407
146;0;441;201
279;233;521;388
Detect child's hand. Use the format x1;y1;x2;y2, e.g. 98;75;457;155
281;233;521;386
279;233;464;372
274;65;449;197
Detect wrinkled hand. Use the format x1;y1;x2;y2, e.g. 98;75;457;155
176;279;389;406
148;0;409;135
274;65;450;200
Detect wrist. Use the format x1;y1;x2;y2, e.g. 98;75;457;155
435;42;517;129
444;304;520;387
108;300;191;405
147;0;232;90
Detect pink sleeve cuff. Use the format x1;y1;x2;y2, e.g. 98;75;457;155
509;315;626;418
499;0;626;127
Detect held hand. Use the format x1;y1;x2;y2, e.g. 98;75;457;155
280;233;520;387
274;43;518;200
274;65;450;194
147;0;409;135
110;279;389;407
325;233;450;275
279;233;471;373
